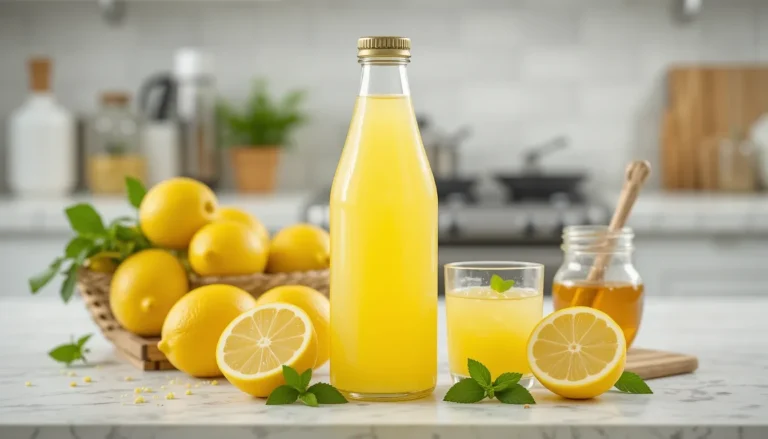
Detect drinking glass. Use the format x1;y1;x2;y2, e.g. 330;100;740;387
445;261;544;388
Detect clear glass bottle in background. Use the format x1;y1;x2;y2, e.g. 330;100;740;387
552;226;644;347
7;57;76;196
86;92;147;194
329;37;438;401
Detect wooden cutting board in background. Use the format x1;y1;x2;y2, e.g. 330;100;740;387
625;348;698;380
662;65;768;191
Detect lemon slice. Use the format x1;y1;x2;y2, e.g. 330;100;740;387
216;303;318;397
527;307;627;399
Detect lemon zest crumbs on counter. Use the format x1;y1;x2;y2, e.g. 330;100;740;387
24;381;31;387
69;382;77;387
83;376;92;383
134;396;145;404
165;392;175;400
124;376;133;382
142;387;152;393
185;383;191;388
185;389;192;395
67;371;77;377
134;387;142;394
211;380;219;386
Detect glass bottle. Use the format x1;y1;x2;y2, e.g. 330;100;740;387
87;92;147;194
329;37;438;401
552;226;644;347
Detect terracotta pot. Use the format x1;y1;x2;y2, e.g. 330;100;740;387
229;146;281;193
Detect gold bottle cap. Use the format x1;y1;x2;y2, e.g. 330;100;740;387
357;36;411;59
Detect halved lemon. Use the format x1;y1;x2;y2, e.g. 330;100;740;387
216;303;318;397
527;307;626;399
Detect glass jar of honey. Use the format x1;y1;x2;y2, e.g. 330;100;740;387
552;225;644;347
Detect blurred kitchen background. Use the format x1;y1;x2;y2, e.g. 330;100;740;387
0;0;766;297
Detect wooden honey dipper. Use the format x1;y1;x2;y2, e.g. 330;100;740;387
570;160;651;307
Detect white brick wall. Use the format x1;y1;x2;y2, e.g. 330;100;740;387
0;0;766;192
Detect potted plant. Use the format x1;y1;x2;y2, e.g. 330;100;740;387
218;80;307;193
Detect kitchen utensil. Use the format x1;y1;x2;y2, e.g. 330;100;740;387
494;174;585;202
435;178;476;203
522;136;568;173
625;348;698;380
570;160;650;307
417;115;471;179
139;75;180;185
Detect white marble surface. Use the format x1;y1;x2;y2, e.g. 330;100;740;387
1;297;767;439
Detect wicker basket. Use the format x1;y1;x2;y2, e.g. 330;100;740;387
77;268;330;340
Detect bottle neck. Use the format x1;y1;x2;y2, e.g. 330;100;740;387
358;59;410;97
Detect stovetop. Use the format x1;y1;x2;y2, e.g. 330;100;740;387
304;187;609;245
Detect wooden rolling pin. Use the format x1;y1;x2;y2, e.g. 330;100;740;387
570;160;651;307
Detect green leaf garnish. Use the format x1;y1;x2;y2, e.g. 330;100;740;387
48;333;92;366
614;371;653;394
467;358;492;388
65;204;106;235
282;365;303;392
298;392;319;407
496;385;536;404
490;274;515;294
300;368;313;391
60;264;78;303
444;358;534;405
266;366;348;406
443;378;486;403
306;383;348;404
29;258;64;293
125;177;147;209
266;385;299;405
492;372;522;391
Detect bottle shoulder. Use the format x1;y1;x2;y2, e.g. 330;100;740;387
11;96;74;125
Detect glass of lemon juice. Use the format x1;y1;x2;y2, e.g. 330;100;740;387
445;261;544;388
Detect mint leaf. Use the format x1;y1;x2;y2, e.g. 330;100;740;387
467;358;492;388
307;383;348;404
65;204;105;235
300;368;312;392
65;237;93;259
282;365;302;391
266;385;299;405
60;264;78;303
29;258;64;293
489;274;515;293
125;177;147;209
48;333;91;366
76;334;92;348
493;372;522;391
614;371;653;394
443;378;486;404
495;384;536;405
298;392;319;407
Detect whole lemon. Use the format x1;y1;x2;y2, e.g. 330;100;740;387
255;285;330;368
215;206;270;248
158;284;257;377
139;177;218;249
110;249;188;336
188;221;268;276
266;224;330;273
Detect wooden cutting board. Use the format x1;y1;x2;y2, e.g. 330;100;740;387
625;348;698;380
662;65;768;191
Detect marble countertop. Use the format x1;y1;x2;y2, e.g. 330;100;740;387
1;297;767;439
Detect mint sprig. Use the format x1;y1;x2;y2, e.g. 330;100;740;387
444;359;535;405
266;366;348;407
48;334;92;366
28;177;152;303
614;371;653;394
490;274;515;294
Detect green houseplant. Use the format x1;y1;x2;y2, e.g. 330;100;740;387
218;80;308;193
